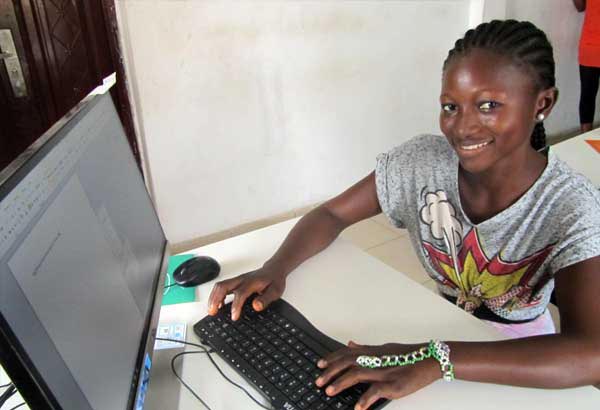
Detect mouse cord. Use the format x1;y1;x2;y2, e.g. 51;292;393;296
163;275;173;296
155;338;272;410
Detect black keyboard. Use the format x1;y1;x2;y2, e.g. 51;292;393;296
194;298;388;410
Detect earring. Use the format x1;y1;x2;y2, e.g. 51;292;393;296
536;113;545;122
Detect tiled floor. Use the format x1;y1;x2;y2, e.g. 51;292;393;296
339;215;561;331
339;215;436;293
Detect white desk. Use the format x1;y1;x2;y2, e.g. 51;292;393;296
145;219;600;410
550;129;599;187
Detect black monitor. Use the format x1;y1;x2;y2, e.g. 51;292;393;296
0;92;168;409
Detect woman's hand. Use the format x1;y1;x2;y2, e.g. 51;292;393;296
316;341;440;410
207;264;287;320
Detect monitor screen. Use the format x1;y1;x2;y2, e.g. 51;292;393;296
0;92;167;409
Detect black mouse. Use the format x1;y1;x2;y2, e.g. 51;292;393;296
172;256;220;287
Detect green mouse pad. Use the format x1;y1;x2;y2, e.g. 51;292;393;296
161;254;197;306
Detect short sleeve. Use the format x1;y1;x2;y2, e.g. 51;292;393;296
375;151;405;228
548;185;600;274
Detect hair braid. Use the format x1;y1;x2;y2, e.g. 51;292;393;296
531;122;547;151
444;20;556;151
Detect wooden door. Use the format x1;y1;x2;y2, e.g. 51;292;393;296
0;0;140;172
0;0;48;169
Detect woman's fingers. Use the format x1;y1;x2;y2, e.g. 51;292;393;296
230;279;269;320
208;270;287;319
318;345;355;369
252;282;283;311
324;367;391;397
318;342;377;370
355;381;395;410
208;276;243;315
316;352;361;387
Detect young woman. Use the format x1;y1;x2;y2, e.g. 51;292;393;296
208;20;600;409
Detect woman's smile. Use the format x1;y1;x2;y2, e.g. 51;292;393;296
440;49;542;175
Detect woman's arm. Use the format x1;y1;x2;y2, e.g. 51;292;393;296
573;0;586;12
209;172;383;317
317;256;600;408
449;255;600;388
264;171;382;277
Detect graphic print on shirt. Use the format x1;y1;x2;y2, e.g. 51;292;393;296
419;189;555;314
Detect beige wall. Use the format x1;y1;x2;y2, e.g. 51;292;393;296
116;0;471;244
116;0;590;246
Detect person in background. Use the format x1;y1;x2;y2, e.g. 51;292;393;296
573;0;600;133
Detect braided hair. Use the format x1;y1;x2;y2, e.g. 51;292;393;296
443;20;555;151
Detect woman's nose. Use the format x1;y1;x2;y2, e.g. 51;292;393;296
455;109;480;138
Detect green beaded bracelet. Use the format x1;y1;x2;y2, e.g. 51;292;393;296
429;340;455;382
355;340;455;382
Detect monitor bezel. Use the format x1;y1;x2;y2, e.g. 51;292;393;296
0;92;169;410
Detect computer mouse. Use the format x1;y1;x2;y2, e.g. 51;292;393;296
172;256;221;287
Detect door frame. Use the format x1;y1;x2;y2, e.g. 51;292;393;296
10;0;142;171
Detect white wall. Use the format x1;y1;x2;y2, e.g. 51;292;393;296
116;0;591;245
484;0;592;139
116;0;470;244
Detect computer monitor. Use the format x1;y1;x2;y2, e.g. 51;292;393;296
0;92;168;409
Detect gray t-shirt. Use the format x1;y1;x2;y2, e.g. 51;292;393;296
375;134;600;321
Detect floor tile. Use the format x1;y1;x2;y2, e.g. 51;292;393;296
340;219;402;250
370;214;406;235
366;236;429;284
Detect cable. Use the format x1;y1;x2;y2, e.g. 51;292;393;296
0;384;17;407
163;274;173;296
0;384;12;389
155;338;272;410
8;403;25;410
169;350;213;410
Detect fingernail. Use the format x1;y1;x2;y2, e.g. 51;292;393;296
254;300;263;311
317;359;327;368
326;386;335;395
315;377;323;386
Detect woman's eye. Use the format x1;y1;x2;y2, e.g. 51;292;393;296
441;104;456;113
479;101;499;112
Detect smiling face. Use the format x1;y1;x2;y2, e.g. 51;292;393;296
440;48;550;175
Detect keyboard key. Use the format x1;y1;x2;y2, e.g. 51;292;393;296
309;402;328;410
339;391;358;404
304;392;319;404
331;400;349;410
297;399;310;409
285;378;300;390
279;371;292;382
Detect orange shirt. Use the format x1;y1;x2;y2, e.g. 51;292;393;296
580;0;600;67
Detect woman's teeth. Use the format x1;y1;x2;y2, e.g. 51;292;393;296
461;141;491;150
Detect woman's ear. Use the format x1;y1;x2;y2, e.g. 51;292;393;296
535;87;559;120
